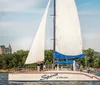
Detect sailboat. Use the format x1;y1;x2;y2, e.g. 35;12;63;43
25;0;84;70
9;0;100;81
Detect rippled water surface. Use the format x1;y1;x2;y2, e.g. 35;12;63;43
9;81;100;85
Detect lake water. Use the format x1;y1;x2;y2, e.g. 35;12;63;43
8;81;100;85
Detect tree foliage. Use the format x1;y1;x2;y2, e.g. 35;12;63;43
45;50;53;65
0;48;100;70
78;48;100;68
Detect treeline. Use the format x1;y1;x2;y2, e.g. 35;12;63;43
0;50;29;69
0;50;53;69
0;48;100;69
79;48;100;68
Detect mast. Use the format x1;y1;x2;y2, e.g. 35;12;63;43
53;0;56;64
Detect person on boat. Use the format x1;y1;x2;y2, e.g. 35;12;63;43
87;67;90;73
76;63;79;71
79;64;83;72
37;61;45;71
54;64;57;70
40;62;43;71
43;61;46;70
37;61;41;71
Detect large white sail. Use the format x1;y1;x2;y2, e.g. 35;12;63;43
25;0;51;64
55;0;84;58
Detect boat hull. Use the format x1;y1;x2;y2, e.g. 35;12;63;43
9;71;100;81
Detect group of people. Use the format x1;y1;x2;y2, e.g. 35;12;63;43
36;61;84;72
37;61;45;71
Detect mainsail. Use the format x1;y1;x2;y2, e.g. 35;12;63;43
25;0;51;64
54;0;84;59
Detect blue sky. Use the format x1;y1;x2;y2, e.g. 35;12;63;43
0;0;100;52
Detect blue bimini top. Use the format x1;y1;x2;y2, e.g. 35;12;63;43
54;51;85;59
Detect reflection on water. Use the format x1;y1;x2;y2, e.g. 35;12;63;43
9;81;100;85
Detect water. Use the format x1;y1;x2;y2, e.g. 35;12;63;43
8;81;100;85
0;72;8;85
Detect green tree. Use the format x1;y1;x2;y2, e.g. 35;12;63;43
45;50;53;65
93;53;100;68
83;48;94;67
0;48;100;70
12;50;28;67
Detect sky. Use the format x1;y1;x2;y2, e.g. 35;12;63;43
0;0;100;52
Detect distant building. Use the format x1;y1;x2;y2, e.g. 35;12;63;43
0;45;5;54
0;44;12;55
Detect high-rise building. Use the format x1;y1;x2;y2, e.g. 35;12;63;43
0;44;12;55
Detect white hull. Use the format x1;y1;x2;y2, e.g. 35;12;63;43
9;71;100;81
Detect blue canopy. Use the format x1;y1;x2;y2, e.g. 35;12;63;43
54;51;85;59
55;60;73;64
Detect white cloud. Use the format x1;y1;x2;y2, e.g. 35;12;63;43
0;0;42;12
82;31;100;52
0;21;40;38
79;10;100;15
11;37;33;52
0;21;39;29
83;31;100;39
12;36;53;52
